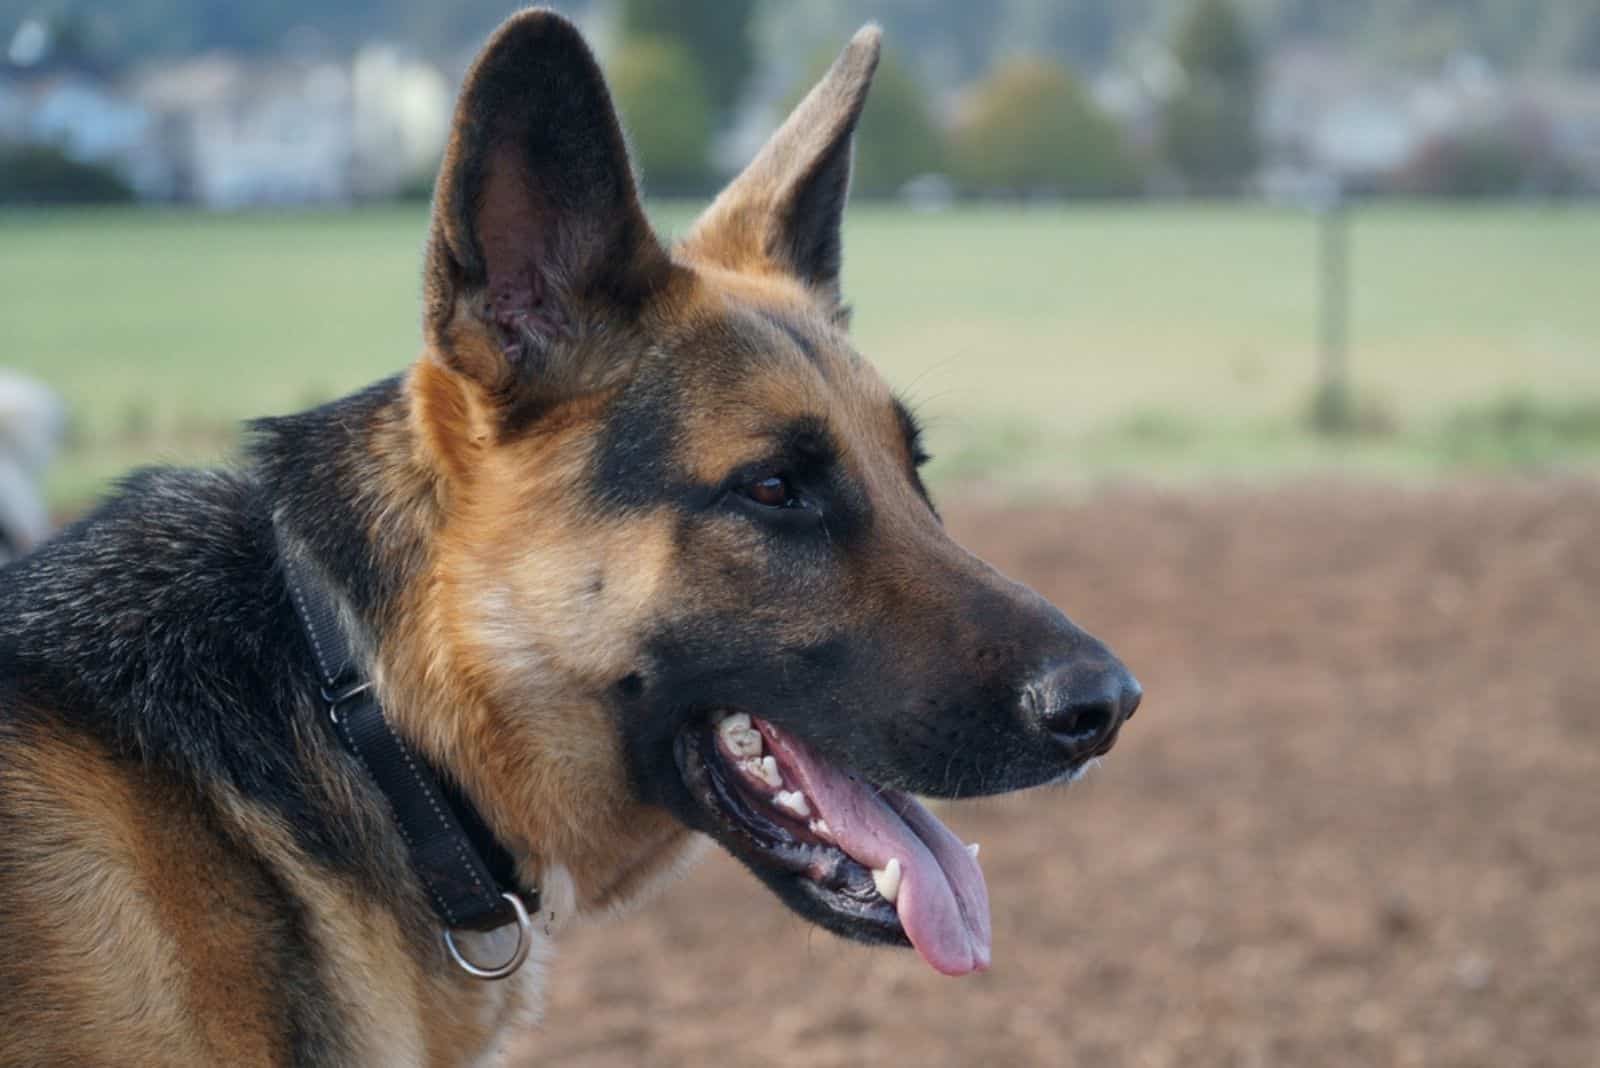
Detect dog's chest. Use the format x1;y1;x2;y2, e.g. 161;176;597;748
463;963;550;1068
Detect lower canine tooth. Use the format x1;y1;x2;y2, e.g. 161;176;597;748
773;790;811;818
966;842;981;858
756;756;783;788
809;819;833;839
872;858;902;904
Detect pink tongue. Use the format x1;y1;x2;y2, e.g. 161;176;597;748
759;724;991;976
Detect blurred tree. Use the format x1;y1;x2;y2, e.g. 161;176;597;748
785;47;942;198
608;36;715;195
993;0;1161;71
1421;134;1524;197
618;0;757;122
5;0;1596;78
1398;123;1578;198
1161;0;1259;195
950;57;1138;197
44;11;95;65
1571;5;1600;72
0;145;134;204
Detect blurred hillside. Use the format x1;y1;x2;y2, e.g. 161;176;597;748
7;0;1600;208
5;0;1600;76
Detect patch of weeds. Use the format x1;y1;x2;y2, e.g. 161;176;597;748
1112;408;1199;447
1305;383;1398;437
1437;393;1600;466
927;418;1044;481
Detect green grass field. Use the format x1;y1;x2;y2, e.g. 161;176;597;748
4;203;1598;506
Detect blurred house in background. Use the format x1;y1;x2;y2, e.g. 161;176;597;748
129;45;451;207
1259;48;1441;195
1512;79;1600;188
3;1;1600;206
0;25;170;198
3;17;451;207
1259;47;1600;197
349;46;452;200
133;54;354;206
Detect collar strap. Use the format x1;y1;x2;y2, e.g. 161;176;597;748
279;545;536;939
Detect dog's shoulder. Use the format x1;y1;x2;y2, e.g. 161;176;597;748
0;464;271;647
0;464;434;1066
0;464;364;869
0;463;279;744
0;709;321;1066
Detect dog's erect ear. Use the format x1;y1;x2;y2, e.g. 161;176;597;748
423;10;670;395
682;26;881;307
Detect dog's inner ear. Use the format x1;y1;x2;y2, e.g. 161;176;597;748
683;26;881;309
423;11;670;397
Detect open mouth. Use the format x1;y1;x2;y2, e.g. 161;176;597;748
676;712;991;976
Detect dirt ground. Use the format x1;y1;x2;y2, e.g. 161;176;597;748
507;478;1599;1067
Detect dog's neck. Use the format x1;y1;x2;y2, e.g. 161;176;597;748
251;366;697;921
251;374;537;884
250;373;440;641
249;371;504;823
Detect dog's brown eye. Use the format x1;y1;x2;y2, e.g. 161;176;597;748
743;476;794;509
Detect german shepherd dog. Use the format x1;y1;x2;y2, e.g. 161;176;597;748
0;10;1140;1066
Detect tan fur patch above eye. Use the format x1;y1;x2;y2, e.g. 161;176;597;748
666;293;911;507
678;365;834;487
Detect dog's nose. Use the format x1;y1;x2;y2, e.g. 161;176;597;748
1025;658;1142;761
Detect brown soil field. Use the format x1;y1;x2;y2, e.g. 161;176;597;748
507;478;1599;1067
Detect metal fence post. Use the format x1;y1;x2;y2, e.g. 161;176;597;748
1313;191;1352;433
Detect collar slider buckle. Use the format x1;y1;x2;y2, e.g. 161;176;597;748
320;679;374;723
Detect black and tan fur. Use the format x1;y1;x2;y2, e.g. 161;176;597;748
0;11;1138;1066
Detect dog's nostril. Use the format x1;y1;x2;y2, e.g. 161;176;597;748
1027;658;1140;759
1045;699;1115;747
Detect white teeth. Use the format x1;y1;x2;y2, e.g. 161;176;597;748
966;842;981;859
872;858;902;904
808;819;833;840
773;790;811;818
717;714;763;758
756;756;783;789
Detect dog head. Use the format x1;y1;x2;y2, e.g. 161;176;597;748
403;10;1139;976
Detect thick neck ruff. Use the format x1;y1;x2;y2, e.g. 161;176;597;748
278;526;539;980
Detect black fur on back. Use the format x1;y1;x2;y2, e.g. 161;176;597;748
0;374;437;914
0;375;440;1060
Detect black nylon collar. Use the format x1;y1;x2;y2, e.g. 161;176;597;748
278;541;535;934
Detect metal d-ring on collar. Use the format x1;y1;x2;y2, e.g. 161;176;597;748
445;892;534;980
277;535;539;982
